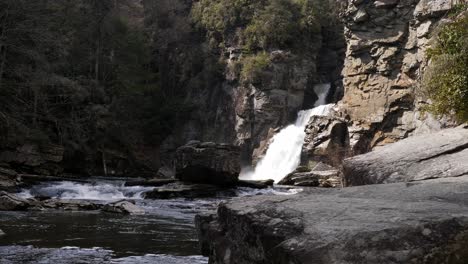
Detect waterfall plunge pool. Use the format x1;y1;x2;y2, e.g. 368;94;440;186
0;180;298;263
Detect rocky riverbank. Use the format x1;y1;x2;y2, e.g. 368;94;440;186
197;126;468;263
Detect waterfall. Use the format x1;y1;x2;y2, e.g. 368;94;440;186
241;84;333;183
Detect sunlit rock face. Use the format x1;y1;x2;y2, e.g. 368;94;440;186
338;0;458;154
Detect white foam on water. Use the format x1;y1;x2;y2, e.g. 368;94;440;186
241;83;333;183
18;181;154;201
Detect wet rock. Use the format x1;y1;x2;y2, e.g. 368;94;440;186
237;179;274;189
41;199;102;211
0;191;31;211
175;142;240;186
279;163;341;188
195;211;219;256
144;183;225;199
124;178;177;187
102;200;144;215
343;127;468;186
198;176;468;263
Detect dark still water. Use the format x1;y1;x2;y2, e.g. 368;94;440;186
0;180;298;263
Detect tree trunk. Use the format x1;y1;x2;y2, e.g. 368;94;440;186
0;46;6;89
102;151;108;176
33;85;38;126
95;35;100;84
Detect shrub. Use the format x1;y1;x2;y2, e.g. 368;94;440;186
240;51;271;82
422;13;468;122
191;0;330;51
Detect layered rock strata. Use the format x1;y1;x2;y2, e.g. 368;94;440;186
338;0;459;153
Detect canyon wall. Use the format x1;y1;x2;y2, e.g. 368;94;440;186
338;0;458;154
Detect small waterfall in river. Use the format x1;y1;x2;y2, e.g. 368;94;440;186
241;84;333;183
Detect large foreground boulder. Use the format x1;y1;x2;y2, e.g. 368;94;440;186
197;176;468;264
343;126;468;186
175;141;241;186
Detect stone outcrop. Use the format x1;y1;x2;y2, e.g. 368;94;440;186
339;0;459;153
102;200;145;215
343;126;468;186
302;113;350;167
160;10;346;167
0;144;64;176
0;166;20;189
278;168;341;188
175;141;241;186
197;175;468;264
0;191;30;211
144;182;226;199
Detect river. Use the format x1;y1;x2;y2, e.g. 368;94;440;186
0;180;298;263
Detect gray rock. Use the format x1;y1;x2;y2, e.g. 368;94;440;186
41;199;102;211
144;183;225;199
0;229;5;236
237;179;274;189
340;0;459;153
124;178;177;187
0;192;30;211
302;114;350;167
175;142;241;186
102;200;144;215
343;127;468;186
197;176;468;263
278;169;341;188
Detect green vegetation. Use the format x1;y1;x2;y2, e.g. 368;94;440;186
192;0;332;51
240;52;271;82
0;0;199;164
192;0;339;87
423;12;468;122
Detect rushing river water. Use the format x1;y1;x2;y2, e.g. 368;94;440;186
0;180;298;263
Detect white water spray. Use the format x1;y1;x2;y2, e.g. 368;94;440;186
241;84;333;183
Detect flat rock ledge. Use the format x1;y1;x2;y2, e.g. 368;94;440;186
342;126;468;186
197;176;468;264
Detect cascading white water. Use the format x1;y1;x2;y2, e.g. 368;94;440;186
241;83;333;183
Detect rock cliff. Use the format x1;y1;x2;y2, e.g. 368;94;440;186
338;0;459;154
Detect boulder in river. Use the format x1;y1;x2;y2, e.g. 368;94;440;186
0;191;30;211
144;182;225;199
343;126;468;186
236;179;274;189
197;176;468;263
175;142;241;186
279;162;341;187
41;199;102;211
102;200;145;214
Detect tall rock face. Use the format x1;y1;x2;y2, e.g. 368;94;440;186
161;2;346;166
338;0;458;153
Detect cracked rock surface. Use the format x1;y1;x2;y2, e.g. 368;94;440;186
197;176;468;264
